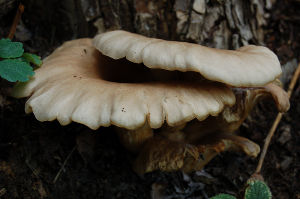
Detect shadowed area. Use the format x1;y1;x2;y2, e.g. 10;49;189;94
98;54;207;84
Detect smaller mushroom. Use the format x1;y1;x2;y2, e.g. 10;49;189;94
12;30;289;175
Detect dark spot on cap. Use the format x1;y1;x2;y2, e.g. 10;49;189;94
73;75;82;79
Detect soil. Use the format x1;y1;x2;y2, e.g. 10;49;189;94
0;1;299;199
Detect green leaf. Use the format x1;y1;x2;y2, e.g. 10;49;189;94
210;194;236;199
22;53;42;67
16;57;28;63
245;180;272;199
0;59;34;82
0;38;24;58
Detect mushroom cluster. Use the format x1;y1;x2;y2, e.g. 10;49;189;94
13;30;289;175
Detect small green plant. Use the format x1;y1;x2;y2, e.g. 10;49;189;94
211;193;236;199
0;38;42;82
210;180;272;199
244;180;272;199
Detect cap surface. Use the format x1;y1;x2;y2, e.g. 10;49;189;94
93;30;282;87
13;39;236;130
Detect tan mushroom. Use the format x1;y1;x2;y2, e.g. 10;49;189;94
12;31;290;175
93;30;282;87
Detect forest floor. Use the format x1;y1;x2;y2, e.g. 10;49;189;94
0;1;299;199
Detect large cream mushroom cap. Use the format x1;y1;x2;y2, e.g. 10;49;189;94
12;39;236;130
93;30;282;87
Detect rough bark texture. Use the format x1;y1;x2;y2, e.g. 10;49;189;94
19;0;274;49
90;0;274;49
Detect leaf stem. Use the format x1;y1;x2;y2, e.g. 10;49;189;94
7;3;24;40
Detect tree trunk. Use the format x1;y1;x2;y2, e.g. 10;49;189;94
93;0;274;50
20;0;274;50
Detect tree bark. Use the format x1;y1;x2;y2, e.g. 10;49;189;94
93;0;274;49
19;0;275;50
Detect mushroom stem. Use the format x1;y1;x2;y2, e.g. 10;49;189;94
133;136;188;175
133;133;260;174
184;134;260;172
219;134;260;157
115;123;153;152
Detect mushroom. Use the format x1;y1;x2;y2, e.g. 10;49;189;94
12;31;290;175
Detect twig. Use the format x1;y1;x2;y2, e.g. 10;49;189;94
201;190;209;199
7;3;24;39
25;158;40;178
53;146;76;184
255;62;300;174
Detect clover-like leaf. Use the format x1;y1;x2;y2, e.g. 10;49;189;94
0;38;24;58
245;180;272;199
23;53;42;67
210;193;236;199
0;59;34;82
